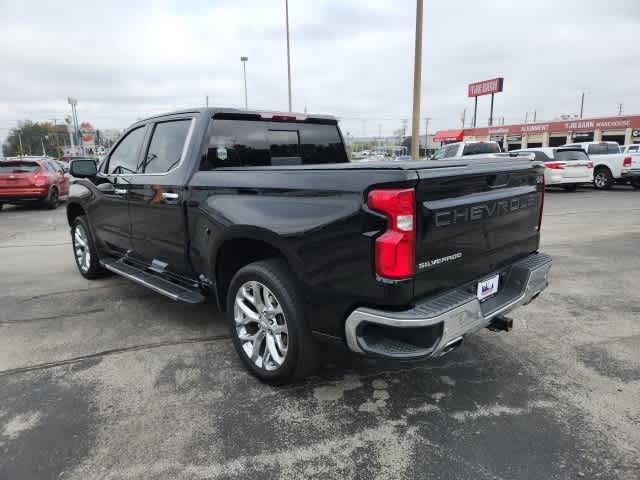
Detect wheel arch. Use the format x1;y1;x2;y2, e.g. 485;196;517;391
66;202;86;227
212;229;304;312
594;164;613;176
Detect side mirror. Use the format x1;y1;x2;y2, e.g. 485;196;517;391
70;159;98;178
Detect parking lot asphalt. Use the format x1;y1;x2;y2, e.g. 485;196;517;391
1;187;639;480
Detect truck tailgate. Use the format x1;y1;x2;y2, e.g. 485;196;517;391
413;159;544;299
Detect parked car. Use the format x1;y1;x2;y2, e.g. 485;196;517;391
0;157;69;209
621;145;640;188
67;108;552;384
512;147;593;191
564;141;639;189
431;141;502;160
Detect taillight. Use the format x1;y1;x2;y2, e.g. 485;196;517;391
587;162;593;169
367;188;416;279
623;156;632;168
545;162;565;170
33;174;48;187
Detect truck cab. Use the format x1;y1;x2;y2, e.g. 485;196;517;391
431;141;502;160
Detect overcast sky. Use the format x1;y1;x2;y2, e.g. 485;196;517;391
1;0;639;138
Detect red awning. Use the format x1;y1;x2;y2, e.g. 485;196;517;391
433;129;464;142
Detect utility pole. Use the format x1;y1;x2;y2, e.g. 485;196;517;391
378;124;382;150
41;137;46;156
579;92;585;119
240;56;248;109
285;0;293;111
533;110;537;123
472;97;478;128
424;117;431;156
461;109;466;128
617;103;623;116
488;93;495;126
206;95;209;108
410;0;423;160
18;132;24;157
524;112;529;124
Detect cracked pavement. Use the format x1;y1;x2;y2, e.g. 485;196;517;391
1;187;639;479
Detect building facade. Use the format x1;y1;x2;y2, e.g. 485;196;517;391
435;115;640;151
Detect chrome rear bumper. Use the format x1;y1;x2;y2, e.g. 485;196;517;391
345;253;552;359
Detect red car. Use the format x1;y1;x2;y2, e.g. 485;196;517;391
0;157;70;210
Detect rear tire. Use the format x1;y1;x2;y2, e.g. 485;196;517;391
45;187;59;209
71;216;108;279
226;258;318;384
631;178;640;190
593;168;613;190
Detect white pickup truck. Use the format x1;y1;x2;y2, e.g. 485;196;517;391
621;145;640;188
564;141;639;189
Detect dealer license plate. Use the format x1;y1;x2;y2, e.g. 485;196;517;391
477;274;499;301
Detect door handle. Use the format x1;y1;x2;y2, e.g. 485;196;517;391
161;192;180;203
114;188;127;195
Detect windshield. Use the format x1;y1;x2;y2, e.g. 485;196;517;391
462;143;500;155
0;161;40;173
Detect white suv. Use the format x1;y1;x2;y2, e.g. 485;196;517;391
513;147;593;191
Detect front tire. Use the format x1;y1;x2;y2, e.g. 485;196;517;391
226;259;318;384
593;168;613;190
71;216;108;279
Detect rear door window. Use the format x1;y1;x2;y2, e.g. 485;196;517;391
201;119;348;169
607;143;620;154
143;120;192;174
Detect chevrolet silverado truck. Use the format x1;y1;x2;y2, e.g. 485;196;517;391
67;108;552;383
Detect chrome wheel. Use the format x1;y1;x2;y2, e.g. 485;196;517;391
594;172;607;188
73;224;91;273
234;281;288;371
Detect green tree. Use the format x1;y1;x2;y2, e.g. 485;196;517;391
2;121;61;157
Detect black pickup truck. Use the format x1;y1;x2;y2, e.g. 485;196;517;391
67;108;552;383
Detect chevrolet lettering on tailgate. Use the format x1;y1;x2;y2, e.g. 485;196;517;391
433;193;538;227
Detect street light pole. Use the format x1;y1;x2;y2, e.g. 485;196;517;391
411;0;424;160
579;92;585;119
285;0;293;112
240;57;248;109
